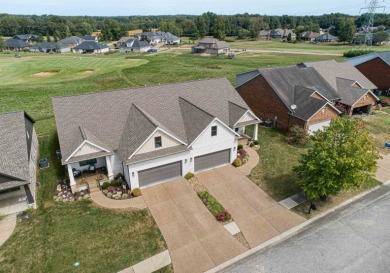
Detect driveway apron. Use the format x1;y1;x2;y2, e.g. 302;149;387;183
196;165;305;248
142;179;246;273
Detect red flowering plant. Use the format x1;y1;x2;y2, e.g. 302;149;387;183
107;186;116;192
237;148;249;164
217;210;231;222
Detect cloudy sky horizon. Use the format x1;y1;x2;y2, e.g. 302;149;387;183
0;0;387;16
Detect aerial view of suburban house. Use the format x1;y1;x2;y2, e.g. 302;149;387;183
73;41;109;54
0;111;38;215
259;30;270;39
270;28;296;39
79;35;98;42
12;34;38;43
4;38;31;51
52;78;260;191
301;31;320;41
236;60;378;133
59;36;84;48
192;38;230;55
315;33;338;42
348;51;390;94
119;38;151;53
29;42;71;53
117;36;134;47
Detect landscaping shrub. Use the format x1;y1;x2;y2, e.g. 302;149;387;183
23;48;29;53
132;188;142;197
217;210;231;222
286;125;307;145
114;194;121;200
121;193;128;199
102;182;110;189
110;180;117;187
343;49;375;58
233;158;242;167
237;144;243;150
184;172;194;180
253;140;259;145
3;50;11;54
97;174;104;180
115;173;123;180
197;191;230;221
250;142;255;147
106;192;112;198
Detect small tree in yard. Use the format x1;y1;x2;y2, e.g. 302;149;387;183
294;117;380;201
286;125;307;145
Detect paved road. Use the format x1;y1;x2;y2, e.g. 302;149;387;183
224;185;390;273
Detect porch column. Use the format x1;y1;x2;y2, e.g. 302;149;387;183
254;123;258;141
67;164;76;190
105;156;114;180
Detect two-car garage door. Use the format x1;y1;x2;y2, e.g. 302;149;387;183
308;119;332;135
194;149;231;172
138;161;182;188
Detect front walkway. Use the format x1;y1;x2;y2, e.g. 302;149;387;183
90;191;147;210
196;166;305;248
236;146;260;176
0;214;17;247
142;179;247;273
376;154;390;183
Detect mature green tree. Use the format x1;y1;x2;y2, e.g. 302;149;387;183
287;32;292;42
212;16;226;40
76;22;93;35
46;35;51;42
0;37;4;51
294;117;380;200
159;20;183;37
337;18;356;44
35;35;44;42
237;28;250;39
373;31;389;45
100;18;126;41
195;16;208;37
249;17;262;39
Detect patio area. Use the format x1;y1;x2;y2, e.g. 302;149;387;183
74;168;109;188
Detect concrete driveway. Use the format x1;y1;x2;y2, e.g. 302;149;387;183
196;166;305;248
376;154;390;183
142;179;246;273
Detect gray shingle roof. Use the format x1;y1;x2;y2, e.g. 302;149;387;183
53;78;250;165
120;39;150;49
59;36;84;45
74;41;108;50
336;78;370;106
303;60;377;90
0;112;33;190
79;35;96;41
13;34;38;40
236;69;261;88
292;86;328;120
195;38;230;49
348;51;390;67
315;33;337;41
30;42;69;50
5;39;31;48
126;145;189;164
228;101;248;127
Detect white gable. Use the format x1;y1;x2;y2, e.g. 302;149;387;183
236;111;258;124
73;142;104;157
135;129;182;155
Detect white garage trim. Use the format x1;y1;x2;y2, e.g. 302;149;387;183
308;119;332;135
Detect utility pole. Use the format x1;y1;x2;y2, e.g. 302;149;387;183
360;0;386;48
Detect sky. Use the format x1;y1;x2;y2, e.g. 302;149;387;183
0;0;386;16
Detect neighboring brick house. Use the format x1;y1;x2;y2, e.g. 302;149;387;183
236;60;379;133
0;111;38;214
348;51;390;93
236;65;341;134
52;78;260;191
192;38;230;55
304;60;379;115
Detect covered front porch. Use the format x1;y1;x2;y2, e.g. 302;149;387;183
67;155;114;191
234;121;260;144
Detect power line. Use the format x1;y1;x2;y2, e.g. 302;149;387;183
360;0;386;47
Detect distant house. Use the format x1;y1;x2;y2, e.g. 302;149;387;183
79;35;98;42
4;39;31;51
59;36;84;48
29;42;71;53
119;39;151;53
315;33;338;43
134;31;180;45
191;38;230;55
348;51;390;92
301;31;320;41
118;36;134;47
73;41;109;54
12;34;38;43
270;29;295;39
0;111;38;213
259;30;270;39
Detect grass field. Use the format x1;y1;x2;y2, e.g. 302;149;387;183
181;37;390;55
363;110;390;155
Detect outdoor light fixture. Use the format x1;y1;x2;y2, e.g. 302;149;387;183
233;147;236;151
190;158;193;162
185;159;188;163
132;172;135;177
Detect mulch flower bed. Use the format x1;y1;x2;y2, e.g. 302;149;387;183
53;180;90;202
101;176;141;200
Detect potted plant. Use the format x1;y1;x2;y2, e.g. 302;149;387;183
80;178;86;185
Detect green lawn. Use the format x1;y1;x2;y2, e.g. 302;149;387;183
248;127;308;201
363;110;390;155
221;38;390;55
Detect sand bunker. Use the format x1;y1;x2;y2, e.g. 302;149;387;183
82;70;94;75
33;72;57;77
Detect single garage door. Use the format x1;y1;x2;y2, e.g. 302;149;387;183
138;161;182;188
194;149;230;172
308;119;332;135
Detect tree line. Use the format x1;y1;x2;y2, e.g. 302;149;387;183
1;12;390;42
